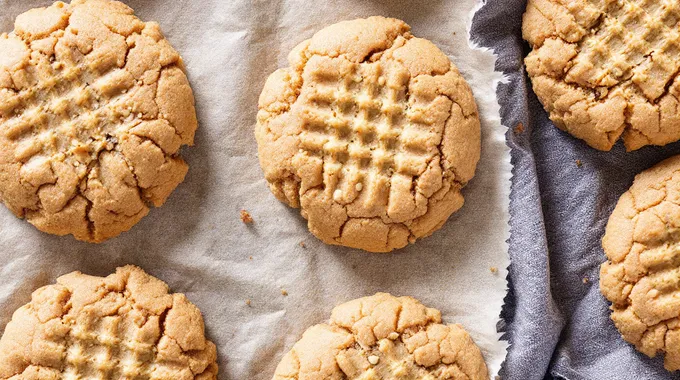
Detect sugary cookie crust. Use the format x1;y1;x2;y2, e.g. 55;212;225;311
256;16;481;252
0;0;197;242
0;265;218;379
273;293;488;380
523;0;680;151
601;155;680;371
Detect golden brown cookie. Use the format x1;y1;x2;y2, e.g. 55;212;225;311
0;265;218;379
601;155;680;371
523;0;680;151
256;17;481;252
0;0;197;242
272;293;488;379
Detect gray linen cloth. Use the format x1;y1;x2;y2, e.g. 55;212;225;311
471;1;680;379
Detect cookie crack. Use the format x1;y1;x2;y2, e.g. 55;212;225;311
153;65;190;142
652;65;680;105
82;186;95;240
438;91;473;183
21;178;58;216
112;149;154;209
359;30;411;65
528;0;595;50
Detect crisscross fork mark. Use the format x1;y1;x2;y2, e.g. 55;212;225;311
3;61;135;164
573;0;680;94
62;314;155;379
300;62;431;204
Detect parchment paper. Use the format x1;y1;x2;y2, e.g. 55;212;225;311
0;0;511;378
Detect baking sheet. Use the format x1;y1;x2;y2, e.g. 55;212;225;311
0;0;511;378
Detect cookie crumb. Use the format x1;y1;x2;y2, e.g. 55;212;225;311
281;289;288;296
514;123;525;134
576;160;583;168
249;256;253;260
245;299;251;306
582;277;589;284
333;189;343;202
240;210;254;224
368;355;380;365
490;267;498;274
299;241;306;248
388;332;399;340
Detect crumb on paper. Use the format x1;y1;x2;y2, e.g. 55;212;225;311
490;267;498;274
299;241;306;248
576;159;583;168
240;210;254;224
245;299;251;306
583;277;589;284
249;256;253;260
281;289;288;296
514;122;525;134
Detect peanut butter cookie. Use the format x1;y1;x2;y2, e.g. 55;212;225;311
523;0;680;151
256;17;481;252
0;0;197;242
601;155;680;371
0;265;218;379
272;293;488;380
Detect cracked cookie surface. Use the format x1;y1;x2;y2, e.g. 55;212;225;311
601;155;680;371
272;293;488;380
523;0;680;151
256;16;481;252
0;265;218;379
0;0;197;242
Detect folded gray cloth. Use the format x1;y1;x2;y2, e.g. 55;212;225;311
471;1;680;379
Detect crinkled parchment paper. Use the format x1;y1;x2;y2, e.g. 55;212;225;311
0;0;510;378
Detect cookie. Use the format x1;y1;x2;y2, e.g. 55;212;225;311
523;0;680;151
601;155;680;371
272;293;488;379
0;0;197;242
255;17;481;253
0;265;218;379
